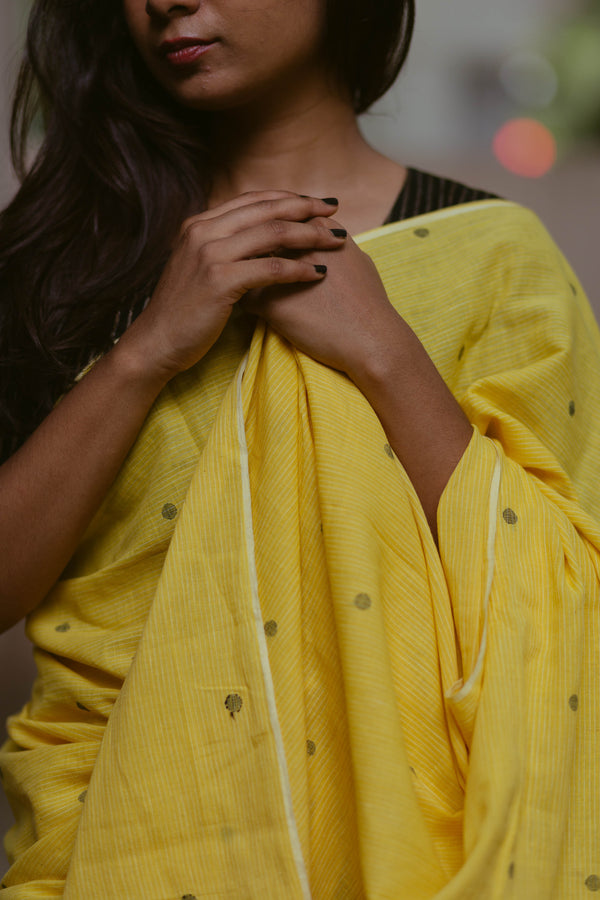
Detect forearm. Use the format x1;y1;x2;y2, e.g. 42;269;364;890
0;332;171;633
351;315;473;541
0;195;343;634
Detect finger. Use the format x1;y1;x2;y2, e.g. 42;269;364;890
205;219;347;264
309;215;347;232
192;190;302;222
215;256;327;300
180;195;340;241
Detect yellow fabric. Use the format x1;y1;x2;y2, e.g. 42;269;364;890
2;200;600;899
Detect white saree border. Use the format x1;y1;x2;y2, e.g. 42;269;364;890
355;198;517;245
235;355;313;900
447;442;502;703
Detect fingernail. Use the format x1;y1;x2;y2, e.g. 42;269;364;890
321;197;339;205
314;264;328;274
330;228;347;238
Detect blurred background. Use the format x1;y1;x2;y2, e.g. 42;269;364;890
1;0;599;875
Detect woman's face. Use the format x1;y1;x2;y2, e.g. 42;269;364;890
123;0;329;111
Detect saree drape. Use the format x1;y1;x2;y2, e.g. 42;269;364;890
1;200;600;899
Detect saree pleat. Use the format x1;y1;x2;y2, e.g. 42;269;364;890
2;201;599;898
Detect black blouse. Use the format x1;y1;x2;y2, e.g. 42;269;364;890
385;167;499;224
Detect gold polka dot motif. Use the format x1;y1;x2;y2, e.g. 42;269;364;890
569;695;579;712
162;503;178;521
354;593;372;610
503;508;518;525
225;694;243;716
264;620;278;637
306;740;317;756
585;875;600;892
414;228;430;238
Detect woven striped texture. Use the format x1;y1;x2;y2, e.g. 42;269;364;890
1;201;599;898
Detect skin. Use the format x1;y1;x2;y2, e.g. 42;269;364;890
123;0;408;232
0;0;473;633
124;0;329;113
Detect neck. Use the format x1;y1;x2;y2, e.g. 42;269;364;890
204;74;407;235
207;77;371;199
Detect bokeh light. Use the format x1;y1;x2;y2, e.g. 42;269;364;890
499;52;558;109
492;118;557;178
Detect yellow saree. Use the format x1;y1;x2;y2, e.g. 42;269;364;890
1;200;600;898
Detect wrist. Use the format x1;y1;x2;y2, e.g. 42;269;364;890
106;325;176;396
347;314;416;403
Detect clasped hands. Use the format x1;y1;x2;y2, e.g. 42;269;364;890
241;207;405;388
132;190;406;387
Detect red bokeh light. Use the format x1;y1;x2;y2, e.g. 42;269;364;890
493;118;557;178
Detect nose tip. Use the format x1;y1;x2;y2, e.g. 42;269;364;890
145;0;201;16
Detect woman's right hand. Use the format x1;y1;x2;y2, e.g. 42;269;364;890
121;191;344;380
0;192;343;631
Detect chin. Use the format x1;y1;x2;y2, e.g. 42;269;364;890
161;80;252;113
160;67;297;116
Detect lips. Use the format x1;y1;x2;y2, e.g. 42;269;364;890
159;37;214;56
158;35;219;67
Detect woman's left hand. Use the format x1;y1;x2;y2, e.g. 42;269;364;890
241;218;405;387
242;215;474;541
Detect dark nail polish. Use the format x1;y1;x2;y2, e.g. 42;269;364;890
314;264;328;274
330;228;347;238
321;197;339;205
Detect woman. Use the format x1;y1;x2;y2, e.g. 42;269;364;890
1;0;599;897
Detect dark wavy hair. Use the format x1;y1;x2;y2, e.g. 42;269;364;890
0;0;415;461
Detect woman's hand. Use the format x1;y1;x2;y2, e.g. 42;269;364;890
0;195;349;630
242;223;406;387
120;192;346;380
243;222;473;540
